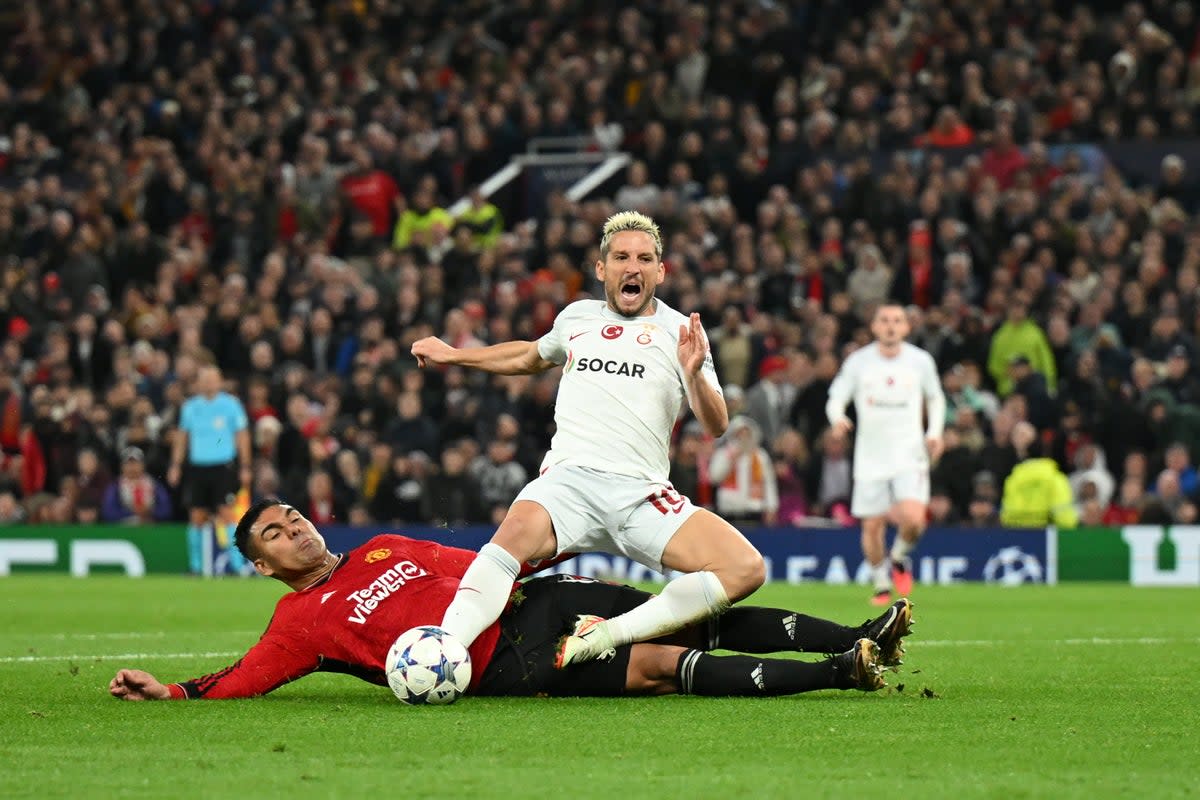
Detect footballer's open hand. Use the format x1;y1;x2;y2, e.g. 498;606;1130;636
677;313;708;376
110;669;171;701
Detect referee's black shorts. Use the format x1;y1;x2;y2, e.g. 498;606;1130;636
476;575;654;697
182;463;239;512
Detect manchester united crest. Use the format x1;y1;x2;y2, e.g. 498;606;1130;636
364;548;392;564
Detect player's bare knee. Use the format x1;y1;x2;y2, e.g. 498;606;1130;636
717;548;766;600
492;504;555;561
863;517;886;535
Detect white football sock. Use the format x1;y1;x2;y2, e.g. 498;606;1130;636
604;571;731;647
871;560;892;592
890;535;916;564
440;543;521;647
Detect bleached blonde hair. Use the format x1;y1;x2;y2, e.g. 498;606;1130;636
600;211;663;260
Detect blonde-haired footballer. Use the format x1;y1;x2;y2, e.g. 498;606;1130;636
411;210;775;670
826;304;945;606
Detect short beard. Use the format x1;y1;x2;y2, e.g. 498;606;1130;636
606;287;657;318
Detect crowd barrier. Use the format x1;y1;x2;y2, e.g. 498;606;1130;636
3;525;1196;586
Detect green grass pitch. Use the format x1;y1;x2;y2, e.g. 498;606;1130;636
1;577;1197;799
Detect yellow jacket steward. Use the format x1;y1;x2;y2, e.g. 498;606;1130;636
1000;458;1079;528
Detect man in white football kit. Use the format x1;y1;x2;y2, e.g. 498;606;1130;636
826;304;946;605
411;211;765;667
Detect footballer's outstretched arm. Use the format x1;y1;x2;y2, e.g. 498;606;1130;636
411;337;555;376
110;635;318;700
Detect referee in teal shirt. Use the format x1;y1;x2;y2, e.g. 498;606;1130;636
168;366;252;575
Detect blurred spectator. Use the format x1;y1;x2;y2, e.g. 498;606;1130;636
429;447;486;527
808;429;852;522
928;489;961;526
988;296;1056;397
965;494;1000;528
743;355;793;448
471;440;527;525
1069;444;1116;509
981;125;1027;190
1152;469;1188;522
1163;443;1199;497
1000;422;1078;528
710;417;778;527
846;245;892;320
339;148;401;242
332;450;366;515
978;411;1019;484
1146;393;1200;466
0;491;27;525
459;188;504;250
369;452;431;525
1007;355;1057;431
916;108;976;149
929;425;979;515
102;447;171;524
73;447;111;523
1104;477;1147;525
1161;346;1200;405
304;470;345;526
669;422;711;509
770;428;811;526
1079;499;1106;526
614;161;661;216
393;187;453;251
942;364;990;425
711;307;756;390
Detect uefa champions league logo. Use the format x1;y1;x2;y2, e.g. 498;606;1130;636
983;546;1044;585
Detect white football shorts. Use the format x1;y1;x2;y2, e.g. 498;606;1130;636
513;465;700;572
850;471;931;518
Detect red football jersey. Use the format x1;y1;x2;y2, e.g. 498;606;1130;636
168;535;506;699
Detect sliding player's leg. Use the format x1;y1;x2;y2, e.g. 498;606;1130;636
470;572;868;699
703;598;913;666
557;506;765;667
625;640;887;696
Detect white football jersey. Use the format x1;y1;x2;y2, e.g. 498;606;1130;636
537;299;722;483
826;342;946;481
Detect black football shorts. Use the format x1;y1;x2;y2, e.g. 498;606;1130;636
475;575;653;697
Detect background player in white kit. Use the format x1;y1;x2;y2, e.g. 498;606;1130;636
826;304;946;605
411;211;766;667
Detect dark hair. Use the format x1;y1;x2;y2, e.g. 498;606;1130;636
234;497;285;560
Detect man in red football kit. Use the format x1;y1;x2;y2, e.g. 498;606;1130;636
109;500;913;701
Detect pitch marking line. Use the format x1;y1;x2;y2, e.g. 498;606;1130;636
0;651;244;664
917;637;1200;647
0;631;262;641
2;637;1198;665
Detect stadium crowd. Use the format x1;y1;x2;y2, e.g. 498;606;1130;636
1;0;1200;532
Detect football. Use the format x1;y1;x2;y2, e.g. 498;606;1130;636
384;626;472;705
